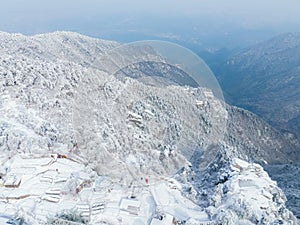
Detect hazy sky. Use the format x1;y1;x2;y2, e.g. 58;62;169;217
1;0;300;47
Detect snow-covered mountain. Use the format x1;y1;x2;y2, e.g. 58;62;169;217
0;31;118;65
0;31;298;224
183;154;297;224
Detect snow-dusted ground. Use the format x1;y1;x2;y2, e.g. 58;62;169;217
0;31;298;224
205;158;296;224
0;151;213;225
0;152;297;225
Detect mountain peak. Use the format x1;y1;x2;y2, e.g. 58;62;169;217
0;31;298;224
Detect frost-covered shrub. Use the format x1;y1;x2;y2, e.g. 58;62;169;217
47;209;87;225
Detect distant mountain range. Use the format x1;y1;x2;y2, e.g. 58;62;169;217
202;32;300;139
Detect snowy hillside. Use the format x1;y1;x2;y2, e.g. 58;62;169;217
184;155;297;224
0;32;298;224
0;31;118;66
0;153;296;225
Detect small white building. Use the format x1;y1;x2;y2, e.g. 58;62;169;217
42;195;61;203
91;202;105;214
54;177;68;183
119;198;141;216
45;188;61;195
76;203;90;218
196;100;208;108
4;174;21;188
42;188;62;203
127;112;143;127
40;175;53;183
203;90;214;99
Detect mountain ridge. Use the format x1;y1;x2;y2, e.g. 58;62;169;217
0;31;299;224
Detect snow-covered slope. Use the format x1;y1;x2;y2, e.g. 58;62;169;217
0;31;298;224
1;153;296;225
184;154;297;224
0;31;118;66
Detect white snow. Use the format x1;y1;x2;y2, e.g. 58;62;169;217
208;158;297;224
0;31;297;225
0;152;215;224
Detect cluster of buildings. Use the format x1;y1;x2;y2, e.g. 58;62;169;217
0;152;213;225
